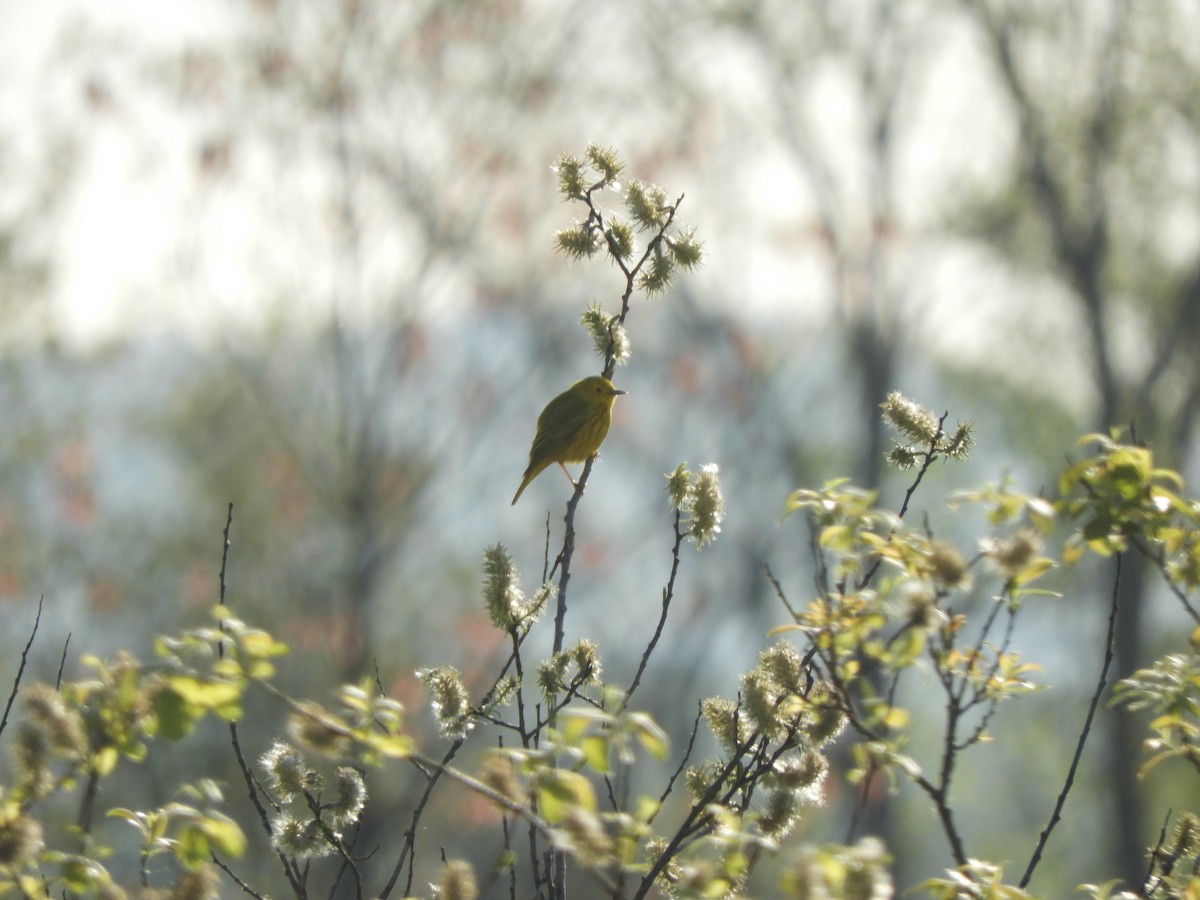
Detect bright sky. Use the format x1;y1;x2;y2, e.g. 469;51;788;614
0;1;244;346
0;0;1071;387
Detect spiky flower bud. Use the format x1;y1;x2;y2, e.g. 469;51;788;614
524;583;551;623
804;683;848;747
684;763;721;804
482;544;524;630
581;301;630;367
537;640;602;697
434;859;479;900
605;221;634;261
478;753;528;808
760;643;805;696
741;669;780;739
688;464;724;547
553;153;587;200
259;740;311;801
486;676;518;713
666;464;691;511
982;529;1042;578
554;225;600;260
584;144;624;185
537;654;569;696
418;667;473;739
637;251;675;295
771;750;829;795
625;180;668;228
668;464;725;547
886;445;922;470
702;697;741;754
1167;812;1200;862
12;723;52;802
928;541;969;589
328;767;367;828
0;809;43;867
944;422;975;460
881;392;938;446
271;815;332;860
569;639;602;686
758;787;800;839
666;227;704;270
22;684;87;759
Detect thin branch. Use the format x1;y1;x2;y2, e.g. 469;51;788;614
218;502;234;660
219;502;234;606
651;705;704;825
212;851;268;899
0;595;43;738
230;720;305;896
379;738;464;899
55;633;71;691
621;509;686;713
1020;554;1122;888
552;456;594;654
763;562;802;620
1129;534;1200;626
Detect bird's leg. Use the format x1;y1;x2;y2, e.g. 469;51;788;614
557;462;577;488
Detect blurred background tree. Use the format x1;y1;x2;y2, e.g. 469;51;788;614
0;0;1197;893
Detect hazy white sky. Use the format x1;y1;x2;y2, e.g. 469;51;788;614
0;0;1045;373
1;1;243;346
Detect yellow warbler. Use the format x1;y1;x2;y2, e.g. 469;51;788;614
512;375;626;505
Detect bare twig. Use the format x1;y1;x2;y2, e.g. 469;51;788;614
763;562;801;620
552;455;594;654
379;738;464;899
1020;554;1121;888
55;633;71;691
218;502;234;660
0;595;42;738
621;509;687;713
212;851;268;899
651;705;704;824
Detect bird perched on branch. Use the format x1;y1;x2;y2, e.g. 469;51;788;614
512;375;625;505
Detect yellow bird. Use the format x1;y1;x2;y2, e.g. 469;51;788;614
512;375;626;505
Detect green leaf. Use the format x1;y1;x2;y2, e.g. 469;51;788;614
634;796;660;824
240;629;288;659
175;824;210;869
888;627;926;668
154;687;195;740
536;771;596;824
581;735;610;774
628;712;670;760
164;676;244;722
93;746;120;776
201;812;246;859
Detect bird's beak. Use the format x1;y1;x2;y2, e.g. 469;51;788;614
612;388;627;395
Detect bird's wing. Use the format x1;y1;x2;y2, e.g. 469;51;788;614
530;389;589;461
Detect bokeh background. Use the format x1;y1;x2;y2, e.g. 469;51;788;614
2;0;1199;895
